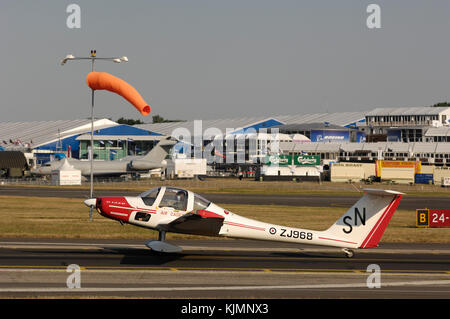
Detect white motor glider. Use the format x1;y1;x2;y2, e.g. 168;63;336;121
84;187;403;257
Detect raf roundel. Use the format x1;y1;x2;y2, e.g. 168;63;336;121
269;227;277;235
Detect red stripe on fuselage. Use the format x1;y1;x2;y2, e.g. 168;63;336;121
223;221;265;231
198;210;224;219
109;205;156;214
318;237;358;245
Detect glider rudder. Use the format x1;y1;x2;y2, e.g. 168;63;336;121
320;189;403;249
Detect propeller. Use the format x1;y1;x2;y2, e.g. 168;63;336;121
83;198;96;221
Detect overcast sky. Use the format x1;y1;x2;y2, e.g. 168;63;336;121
2;1;450;123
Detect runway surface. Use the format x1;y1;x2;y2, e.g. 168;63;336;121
1;186;449;299
0;238;449;298
1;186;449;210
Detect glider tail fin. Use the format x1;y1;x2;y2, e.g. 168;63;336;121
129;137;176;170
321;189;403;249
141;137;176;162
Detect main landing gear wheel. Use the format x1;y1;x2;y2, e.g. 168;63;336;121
145;230;183;253
342;248;355;258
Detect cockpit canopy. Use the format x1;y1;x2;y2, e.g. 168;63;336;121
139;186;211;212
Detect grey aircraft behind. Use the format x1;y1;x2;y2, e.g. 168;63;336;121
31;137;176;177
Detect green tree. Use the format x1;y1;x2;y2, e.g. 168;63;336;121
152;115;166;123
152;114;185;123
117;117;144;125
432;102;450;107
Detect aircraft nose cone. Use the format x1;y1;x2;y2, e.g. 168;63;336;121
84;198;96;207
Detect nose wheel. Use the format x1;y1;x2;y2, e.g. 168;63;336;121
342;248;355;258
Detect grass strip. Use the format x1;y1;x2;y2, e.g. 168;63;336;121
0;195;448;243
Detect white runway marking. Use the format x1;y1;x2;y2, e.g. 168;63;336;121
1;241;450;254
0;280;449;293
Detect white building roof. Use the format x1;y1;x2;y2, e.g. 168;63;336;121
411;143;439;153
75;134;164;141
277;112;366;126
366;107;450;116
279;142;341;153
137;111;366;137
279;141;450;154
435;143;450;153
0;119;118;149
424;127;450;137
136;117;280;137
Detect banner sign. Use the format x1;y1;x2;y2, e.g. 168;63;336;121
294;155;320;166
266;155;320;166
381;161;417;168
376;160;421;177
310;130;350;142
416;209;450;227
266;155;292;166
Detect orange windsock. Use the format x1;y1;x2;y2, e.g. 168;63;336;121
86;72;150;116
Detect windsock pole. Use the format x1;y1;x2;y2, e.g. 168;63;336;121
89;50;96;222
60;50;140;222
